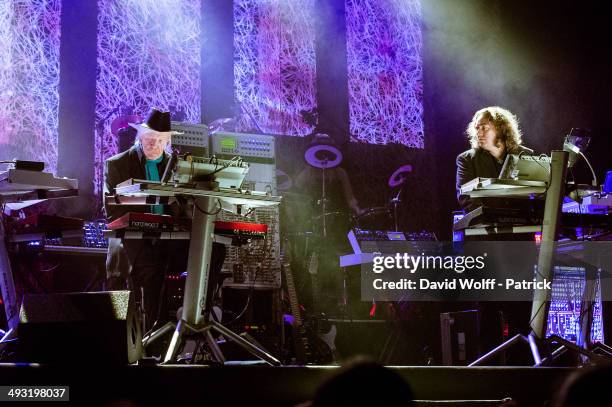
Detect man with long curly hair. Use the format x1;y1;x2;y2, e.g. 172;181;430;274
456;106;534;211
455;107;535;355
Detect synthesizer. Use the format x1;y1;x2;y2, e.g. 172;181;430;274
108;212;174;231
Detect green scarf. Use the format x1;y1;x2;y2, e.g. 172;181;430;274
145;155;164;215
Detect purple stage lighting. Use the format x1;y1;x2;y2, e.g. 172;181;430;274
346;0;424;148
94;0;202;195
0;0;62;173
233;0;317;136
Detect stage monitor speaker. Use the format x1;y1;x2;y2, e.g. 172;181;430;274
440;310;480;365
18;290;142;364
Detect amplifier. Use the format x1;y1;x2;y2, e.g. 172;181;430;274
440;310;480;365
18;291;142;364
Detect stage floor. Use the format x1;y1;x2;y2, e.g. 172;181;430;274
0;363;575;406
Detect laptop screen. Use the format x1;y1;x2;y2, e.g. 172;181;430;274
499;153;551;182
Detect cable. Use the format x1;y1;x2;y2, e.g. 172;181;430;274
194;199;222;215
579;151;598;187
527;300;548;334
243;207;256;218
209;155;219;173
225;233;274;326
207;156;244;178
227;289;252;324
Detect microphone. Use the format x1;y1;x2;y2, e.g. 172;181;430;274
161;148;179;184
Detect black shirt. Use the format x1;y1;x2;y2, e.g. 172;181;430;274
456;146;533;212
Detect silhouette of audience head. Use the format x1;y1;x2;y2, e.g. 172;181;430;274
311;357;415;407
554;362;612;406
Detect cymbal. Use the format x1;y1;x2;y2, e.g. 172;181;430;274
276;169;293;191
304;145;343;169
388;164;413;187
208;117;235;133
111;114;141;136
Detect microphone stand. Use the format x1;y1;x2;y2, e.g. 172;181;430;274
161;148;179;185
320;161;328;238
97;105;122;216
390;185;403;232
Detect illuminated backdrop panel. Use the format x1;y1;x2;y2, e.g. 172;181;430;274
0;0;62;173
94;0;201;194
233;0;317;136
346;0;424;148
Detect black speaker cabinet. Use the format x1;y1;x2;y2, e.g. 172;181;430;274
440;310;480;365
18;290;142;364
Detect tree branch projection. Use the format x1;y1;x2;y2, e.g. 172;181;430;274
94;0;201;195
234;0;317;136
0;0;61;172
346;0;423;147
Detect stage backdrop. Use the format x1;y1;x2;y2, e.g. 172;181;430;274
3;0;608;241
0;0;62;174
93;0;202;196
0;0;424;212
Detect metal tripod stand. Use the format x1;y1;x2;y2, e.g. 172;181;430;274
470;150;608;366
139;194;281;365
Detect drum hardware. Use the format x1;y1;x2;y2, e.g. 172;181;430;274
304;133;343;239
390;191;401;232
388;164;412;231
276;169;293;191
352;207;392;231
111;114;141;137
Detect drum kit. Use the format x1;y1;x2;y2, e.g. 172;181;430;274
283;133;413;237
279;134;416;322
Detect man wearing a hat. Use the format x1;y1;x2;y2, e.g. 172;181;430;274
103;108;188;333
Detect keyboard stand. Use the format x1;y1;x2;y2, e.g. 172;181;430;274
0;170;78;354
111;182;282;365
468;151;609;366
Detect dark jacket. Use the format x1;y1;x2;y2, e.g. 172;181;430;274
103;145;171;221
103;145;186;280
456;145;533;212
